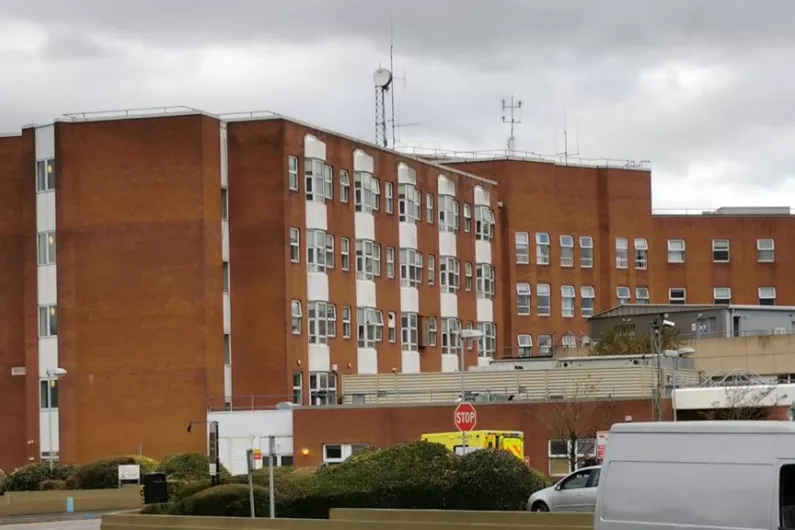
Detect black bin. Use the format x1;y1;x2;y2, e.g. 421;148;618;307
142;473;168;504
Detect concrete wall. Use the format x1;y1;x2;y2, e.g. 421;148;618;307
686;333;795;378
0;486;140;516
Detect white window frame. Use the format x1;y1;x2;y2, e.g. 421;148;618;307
757;238;775;262
308;301;336;344
385;182;394;213
441;318;461;355
357;307;383;348
305;158;326;202
37;232;56;266
536;232;550;265
517;335;533;357
342;306;351;338
548;439;596;476
636;287;650;304
440;256;460;293
561;334;577;349
428;255;435;286
667;239;686;263
291;300;302;334
427;317;438;346
355;171;377;213
579;236;593;268
617;286;631;305
615;237;629;269
537;283;551;316
292;372;303;404
712;239;730;263
386;246;395;279
476;322;496;358
222;261;230;293
287;155;298;191
561;285;575;318
401;312;419;352
388;311;397;343
516;283;531;316
398;183;421;223
38;305;58;338
465;262;473;291
438;195;458;232
307;229;330;272
581;286;595;317
341;237;350;271
759;287;776;306
476;263;495;299
322;442;368;464
669;288;687;305
426;193;434;224
560;235;574;267
515;232;530;264
474;205;495;241
463;204;472;233
713;287;732;305
39;379;59;409
221;188;228;221
339;169;350;203
372;177;381;210
309;371;337;406
289;228;300;263
539;334;552;356
324;164;333;200
356;240;381;280
400;248;423;288
634;238;648;269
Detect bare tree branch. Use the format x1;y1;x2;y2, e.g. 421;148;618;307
700;384;776;421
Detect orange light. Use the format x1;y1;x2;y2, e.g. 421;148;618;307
301;448;310;456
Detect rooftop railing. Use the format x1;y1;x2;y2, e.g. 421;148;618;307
62;106;203;121
653;206;792;216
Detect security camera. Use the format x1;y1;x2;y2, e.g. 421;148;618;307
662;319;676;328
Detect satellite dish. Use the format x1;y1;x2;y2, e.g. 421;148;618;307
373;68;393;88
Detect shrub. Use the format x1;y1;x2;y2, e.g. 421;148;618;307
446;449;551;511
170;478;215;502
1;462;75;492
156;452;230;482
175;484;270;517
39;479;66;491
64;455;157;490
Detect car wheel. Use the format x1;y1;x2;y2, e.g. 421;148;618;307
531;501;549;512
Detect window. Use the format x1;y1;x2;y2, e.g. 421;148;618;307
474;205;495;241
669;288;686;305
341;238;350;271
537;284;551;316
427;317;438;346
615;237;629;269
357;307;383;347
581;286;595;317
292;372;302;405
309;371;337;406
440;257;460;293
712;239;730;262
463;204;472;232
428;255;435;286
426;193;434;223
222;262;230;293
548;439;597;475
668;239;686;263
342;306;351;338
441;318;461;355
636;287;650;304
634;238;648;269
355;240;381;280
224;334;231;365
324;164;333;200
37;232;56;266
372;177;381;210
759;287;777;306
617;286;631;305
439;195;459;232
516;283;531;315
307;230;332;272
288;155;299;191
518;335;533;357
388;311;397;342
339;170;350;203
386;246;395;278
536;233;550;265
402;312;419;351
221;188;228;221
305;158;326;202
758;238;775;262
354;171;378;212
538;334;552;356
39;379;59;409
561;334;577;349
308;301;336;344
714;287;732;305
398;183;421;223
38;305;57;337
580;236;593;268
464;322;475;349
515;232;530;264
561;285;575;318
291;300;302;334
289;228;300;263
476;263;495;299
465;262;473;291
385;182;393;213
322;443;369;464
400;249;423;288
476;322;496;357
560;235;574;267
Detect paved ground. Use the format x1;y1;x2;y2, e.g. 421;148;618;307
1;520;100;530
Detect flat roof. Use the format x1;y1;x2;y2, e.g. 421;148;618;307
612;421;795;434
591;303;795;319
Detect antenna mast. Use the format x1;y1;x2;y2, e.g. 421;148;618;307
501;96;523;153
389;17;396;148
556;102;580;165
373;68;393;148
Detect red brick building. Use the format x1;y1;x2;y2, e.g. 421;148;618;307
0;108;793;472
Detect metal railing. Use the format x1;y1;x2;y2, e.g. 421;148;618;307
653;207;793;216
218;110;281;120
62;106;203;121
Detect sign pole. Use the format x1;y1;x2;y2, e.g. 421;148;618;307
246;449;256;518
268;435;276;519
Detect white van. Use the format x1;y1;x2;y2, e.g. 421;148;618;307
595;421;795;530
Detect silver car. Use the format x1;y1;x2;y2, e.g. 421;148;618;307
527;465;600;512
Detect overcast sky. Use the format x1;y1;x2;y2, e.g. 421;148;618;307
2;0;794;209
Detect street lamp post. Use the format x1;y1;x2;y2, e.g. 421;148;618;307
45;367;67;471
458;329;484;454
663;348;694;422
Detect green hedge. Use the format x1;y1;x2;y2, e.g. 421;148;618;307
173;484;272;517
155;452;230;482
0;462;75;493
64;456;158;490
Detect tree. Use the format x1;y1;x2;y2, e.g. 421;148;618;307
535;376;613;474
591;322;682;356
700;384;776;421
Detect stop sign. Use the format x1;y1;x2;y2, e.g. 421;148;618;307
454;402;477;432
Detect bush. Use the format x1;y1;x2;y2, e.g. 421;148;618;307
39;479;66;491
64;455;157;490
140;502;172;515
1;462;75;492
156;452;230;482
170;478;215;502
174;484;270;517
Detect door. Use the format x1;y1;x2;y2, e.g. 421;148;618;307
550;468;595;512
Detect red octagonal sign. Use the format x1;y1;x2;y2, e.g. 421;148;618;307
454;402;477;432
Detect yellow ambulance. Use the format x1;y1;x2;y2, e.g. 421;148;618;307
421;430;524;460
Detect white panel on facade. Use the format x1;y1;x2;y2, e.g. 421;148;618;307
441;354;459;372
257;435;294;459
207;409;293;438
474;185;490;206
439;232;457;257
220;122;228;188
354;212;375;240
38;340;58;377
36;192;56;231
440;293;458;318
476;298;494;322
355;280;377;307
305;202;328;231
307;273;330;302
353;149;374;173
477;356;492;367
398;223;418;249
400;287;419;314
357;348;378;374
230;438;251;476
397;162;416;185
35;125;55;159
221;221;230;261
308;344;331;372
304;135;327;160
475;241;492;264
224;365;232;399
437;174;455;195
37;265;57;305
401;352;421;374
223;293;231;333
39;409;59;452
